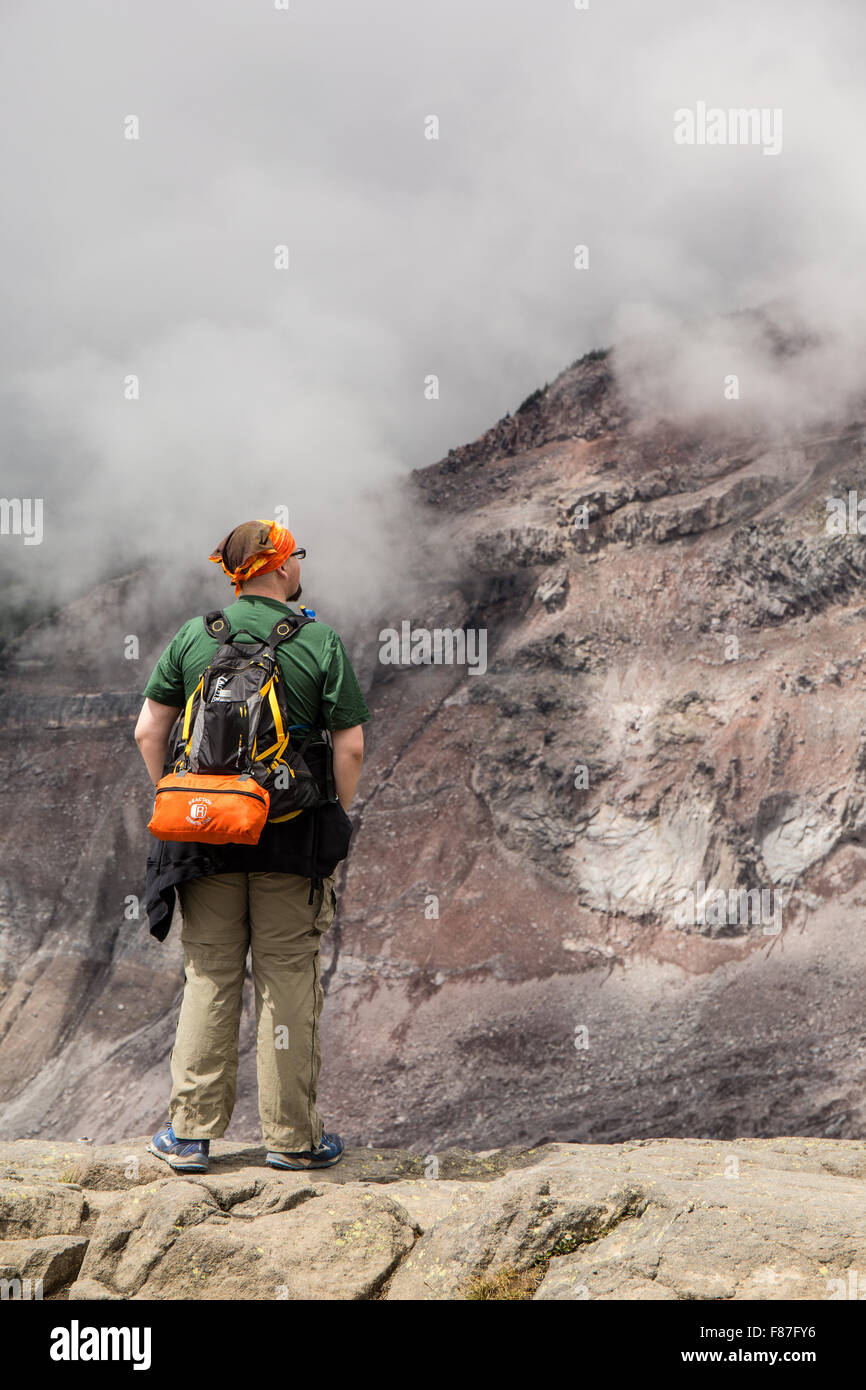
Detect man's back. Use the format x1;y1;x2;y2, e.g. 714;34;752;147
142;593;369;736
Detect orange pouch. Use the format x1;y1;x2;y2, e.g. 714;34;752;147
148;772;270;845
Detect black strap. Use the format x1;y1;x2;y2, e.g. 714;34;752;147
204;609;230;640
203;609;314;653
265;613;315;648
308;810;321;904
323;729;338;802
204;608;314;647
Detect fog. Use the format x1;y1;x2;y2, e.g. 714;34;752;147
1;0;863;627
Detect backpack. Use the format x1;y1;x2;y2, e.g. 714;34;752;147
147;607;333;846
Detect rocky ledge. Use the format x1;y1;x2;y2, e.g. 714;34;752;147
1;1135;864;1300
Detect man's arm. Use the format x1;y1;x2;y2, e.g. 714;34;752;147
134;698;182;786
331;725;364;811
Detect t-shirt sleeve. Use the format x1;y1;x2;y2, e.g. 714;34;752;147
142;623;191;707
320;633;371;731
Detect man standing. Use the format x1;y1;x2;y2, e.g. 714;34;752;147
134;519;369;1174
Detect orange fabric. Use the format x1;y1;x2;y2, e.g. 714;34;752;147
148;772;270;845
209;520;297;596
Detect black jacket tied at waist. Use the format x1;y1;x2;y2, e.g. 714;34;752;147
144;801;353;941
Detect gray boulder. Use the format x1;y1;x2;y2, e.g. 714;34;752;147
72;1172;417;1301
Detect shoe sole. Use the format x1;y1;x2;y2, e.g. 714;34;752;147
147;1142;209;1174
265;1151;343;1171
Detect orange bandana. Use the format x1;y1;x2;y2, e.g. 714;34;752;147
209;519;297;596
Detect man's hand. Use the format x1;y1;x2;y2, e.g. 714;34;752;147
331;725;365;810
134;698;182;786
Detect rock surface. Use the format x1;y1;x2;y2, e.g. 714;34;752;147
0;1136;863;1300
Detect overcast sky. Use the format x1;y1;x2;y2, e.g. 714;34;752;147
1;0;864;620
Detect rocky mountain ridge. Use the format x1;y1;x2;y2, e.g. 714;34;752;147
2;337;866;1149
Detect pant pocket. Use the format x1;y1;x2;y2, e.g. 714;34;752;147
313;875;337;934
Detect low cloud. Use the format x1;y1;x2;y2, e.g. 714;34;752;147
1;0;864;628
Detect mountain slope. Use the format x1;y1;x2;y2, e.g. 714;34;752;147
2;342;866;1148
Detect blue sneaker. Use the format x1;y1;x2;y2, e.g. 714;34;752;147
147;1123;210;1173
266;1131;344;1170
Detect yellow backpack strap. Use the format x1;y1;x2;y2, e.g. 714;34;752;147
182;675;204;754
255;614;314;772
266;678;285;747
251;675;287;762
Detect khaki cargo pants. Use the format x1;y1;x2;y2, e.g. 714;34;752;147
169;871;337;1153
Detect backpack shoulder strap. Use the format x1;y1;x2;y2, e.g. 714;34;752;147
200;607;313;653
266;611;315;648
203;609;231;640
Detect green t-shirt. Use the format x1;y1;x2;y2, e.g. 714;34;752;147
142;594;371;732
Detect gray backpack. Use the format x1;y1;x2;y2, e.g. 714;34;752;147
165;608;331;822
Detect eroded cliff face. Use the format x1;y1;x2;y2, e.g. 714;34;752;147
2;346;866;1150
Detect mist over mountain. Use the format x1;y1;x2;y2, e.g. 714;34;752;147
3;0;866;631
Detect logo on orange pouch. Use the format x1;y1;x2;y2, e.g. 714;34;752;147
185;797;213;828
